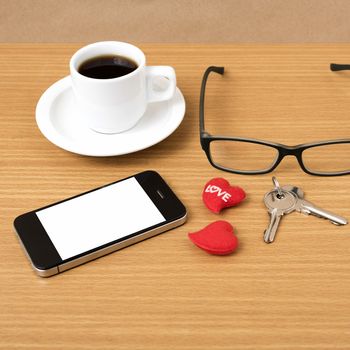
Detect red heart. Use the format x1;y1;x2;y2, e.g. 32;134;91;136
202;178;246;213
188;220;239;255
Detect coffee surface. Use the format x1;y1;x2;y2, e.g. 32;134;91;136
78;55;138;79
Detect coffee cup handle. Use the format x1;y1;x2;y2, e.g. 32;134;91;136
145;66;176;103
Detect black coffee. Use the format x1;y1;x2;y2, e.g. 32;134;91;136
78;55;138;79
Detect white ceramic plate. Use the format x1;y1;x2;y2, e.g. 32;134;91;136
36;76;186;156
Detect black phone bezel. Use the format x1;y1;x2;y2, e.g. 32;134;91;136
14;170;186;271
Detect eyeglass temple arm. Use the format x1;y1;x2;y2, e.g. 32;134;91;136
200;66;225;134
200;64;344;133
330;63;350;71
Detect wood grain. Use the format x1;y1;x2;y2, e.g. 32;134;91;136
0;44;349;350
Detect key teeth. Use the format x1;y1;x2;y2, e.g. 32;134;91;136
331;218;348;226
301;202;348;225
263;231;272;244
300;207;311;216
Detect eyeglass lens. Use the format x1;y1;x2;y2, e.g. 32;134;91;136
302;143;350;174
209;140;279;172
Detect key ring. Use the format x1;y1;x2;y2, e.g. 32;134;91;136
272;176;284;199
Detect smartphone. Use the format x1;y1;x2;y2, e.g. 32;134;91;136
14;170;187;277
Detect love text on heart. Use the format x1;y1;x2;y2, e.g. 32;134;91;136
205;185;232;202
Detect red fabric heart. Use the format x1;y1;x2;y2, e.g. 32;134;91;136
202;178;246;213
188;220;239;255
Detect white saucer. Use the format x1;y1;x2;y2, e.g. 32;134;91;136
36;76;185;156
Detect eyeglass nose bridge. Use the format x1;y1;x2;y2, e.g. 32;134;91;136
274;145;304;169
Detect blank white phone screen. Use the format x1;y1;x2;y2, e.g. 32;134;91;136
36;177;165;260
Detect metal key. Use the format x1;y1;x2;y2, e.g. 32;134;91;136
263;189;297;243
282;185;348;226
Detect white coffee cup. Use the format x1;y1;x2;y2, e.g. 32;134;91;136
70;41;176;134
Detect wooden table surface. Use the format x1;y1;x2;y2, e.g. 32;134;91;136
0;44;349;350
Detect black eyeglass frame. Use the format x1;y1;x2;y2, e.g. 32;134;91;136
200;66;350;176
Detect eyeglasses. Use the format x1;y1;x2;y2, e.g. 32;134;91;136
200;66;350;176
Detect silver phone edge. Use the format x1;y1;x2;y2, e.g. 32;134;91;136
14;213;187;278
